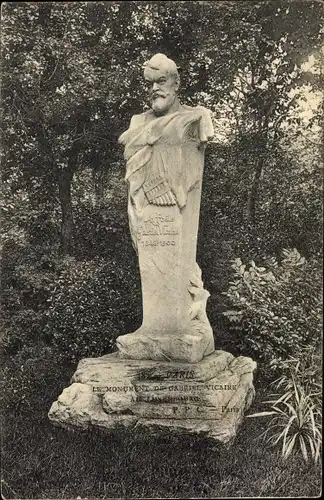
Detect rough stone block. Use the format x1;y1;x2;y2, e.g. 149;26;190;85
48;350;256;443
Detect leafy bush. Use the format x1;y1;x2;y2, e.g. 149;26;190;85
0;220;142;361
223;249;322;378
44;256;142;361
0;344;75;416
248;349;322;463
72;197;129;261
0;241;64;353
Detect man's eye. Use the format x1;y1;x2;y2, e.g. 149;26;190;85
158;79;166;84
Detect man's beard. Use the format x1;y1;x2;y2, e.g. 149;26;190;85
151;93;176;115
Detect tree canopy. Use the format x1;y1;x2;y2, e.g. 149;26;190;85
1;0;323;256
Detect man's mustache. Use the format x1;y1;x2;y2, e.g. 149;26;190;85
152;92;167;99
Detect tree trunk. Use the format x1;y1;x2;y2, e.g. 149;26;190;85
94;171;105;206
247;152;264;223
58;170;74;254
57;148;79;254
247;118;269;223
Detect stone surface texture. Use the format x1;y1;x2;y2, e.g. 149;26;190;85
48;351;256;443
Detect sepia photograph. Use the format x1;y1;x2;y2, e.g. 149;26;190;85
1;1;323;498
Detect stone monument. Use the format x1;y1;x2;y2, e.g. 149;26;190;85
48;54;256;443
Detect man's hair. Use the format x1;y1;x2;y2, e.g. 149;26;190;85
143;53;179;80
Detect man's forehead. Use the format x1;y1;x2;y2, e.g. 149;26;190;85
143;67;171;81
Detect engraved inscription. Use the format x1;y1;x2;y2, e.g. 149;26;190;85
137;213;179;244
140;240;175;247
92;384;237;392
166;371;195;379
222;406;240;413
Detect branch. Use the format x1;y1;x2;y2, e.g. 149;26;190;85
37;119;58;170
46;58;60;83
232;84;248;97
271;95;300;134
237;73;254;91
42;17;71;84
70;132;87;144
12;101;29;139
295;131;322;147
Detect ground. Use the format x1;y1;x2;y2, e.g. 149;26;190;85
1;350;322;499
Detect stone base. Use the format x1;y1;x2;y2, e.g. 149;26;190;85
116;324;215;364
48;351;256;444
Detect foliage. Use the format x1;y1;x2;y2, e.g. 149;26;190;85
0;344;74;416
222;249;322;376
1;1;323;252
275;346;322;413
71;168;130;260
248;350;322;463
0;241;64;354
0;230;141;360
44;257;141;361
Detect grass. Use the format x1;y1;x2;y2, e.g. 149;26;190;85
1;347;322;499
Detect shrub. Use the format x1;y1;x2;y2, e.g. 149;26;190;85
222;249;322;379
0;241;64;354
0;344;75;416
248;349;322;463
72;199;129;261
44;256;142;361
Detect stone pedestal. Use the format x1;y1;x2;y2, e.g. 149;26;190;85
48;350;256;443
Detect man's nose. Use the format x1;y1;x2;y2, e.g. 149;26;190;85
152;82;160;92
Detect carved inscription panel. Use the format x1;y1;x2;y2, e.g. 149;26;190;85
137;212;179;248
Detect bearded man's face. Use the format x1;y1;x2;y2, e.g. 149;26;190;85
144;68;179;116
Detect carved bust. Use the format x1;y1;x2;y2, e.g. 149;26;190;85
119;54;214;218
